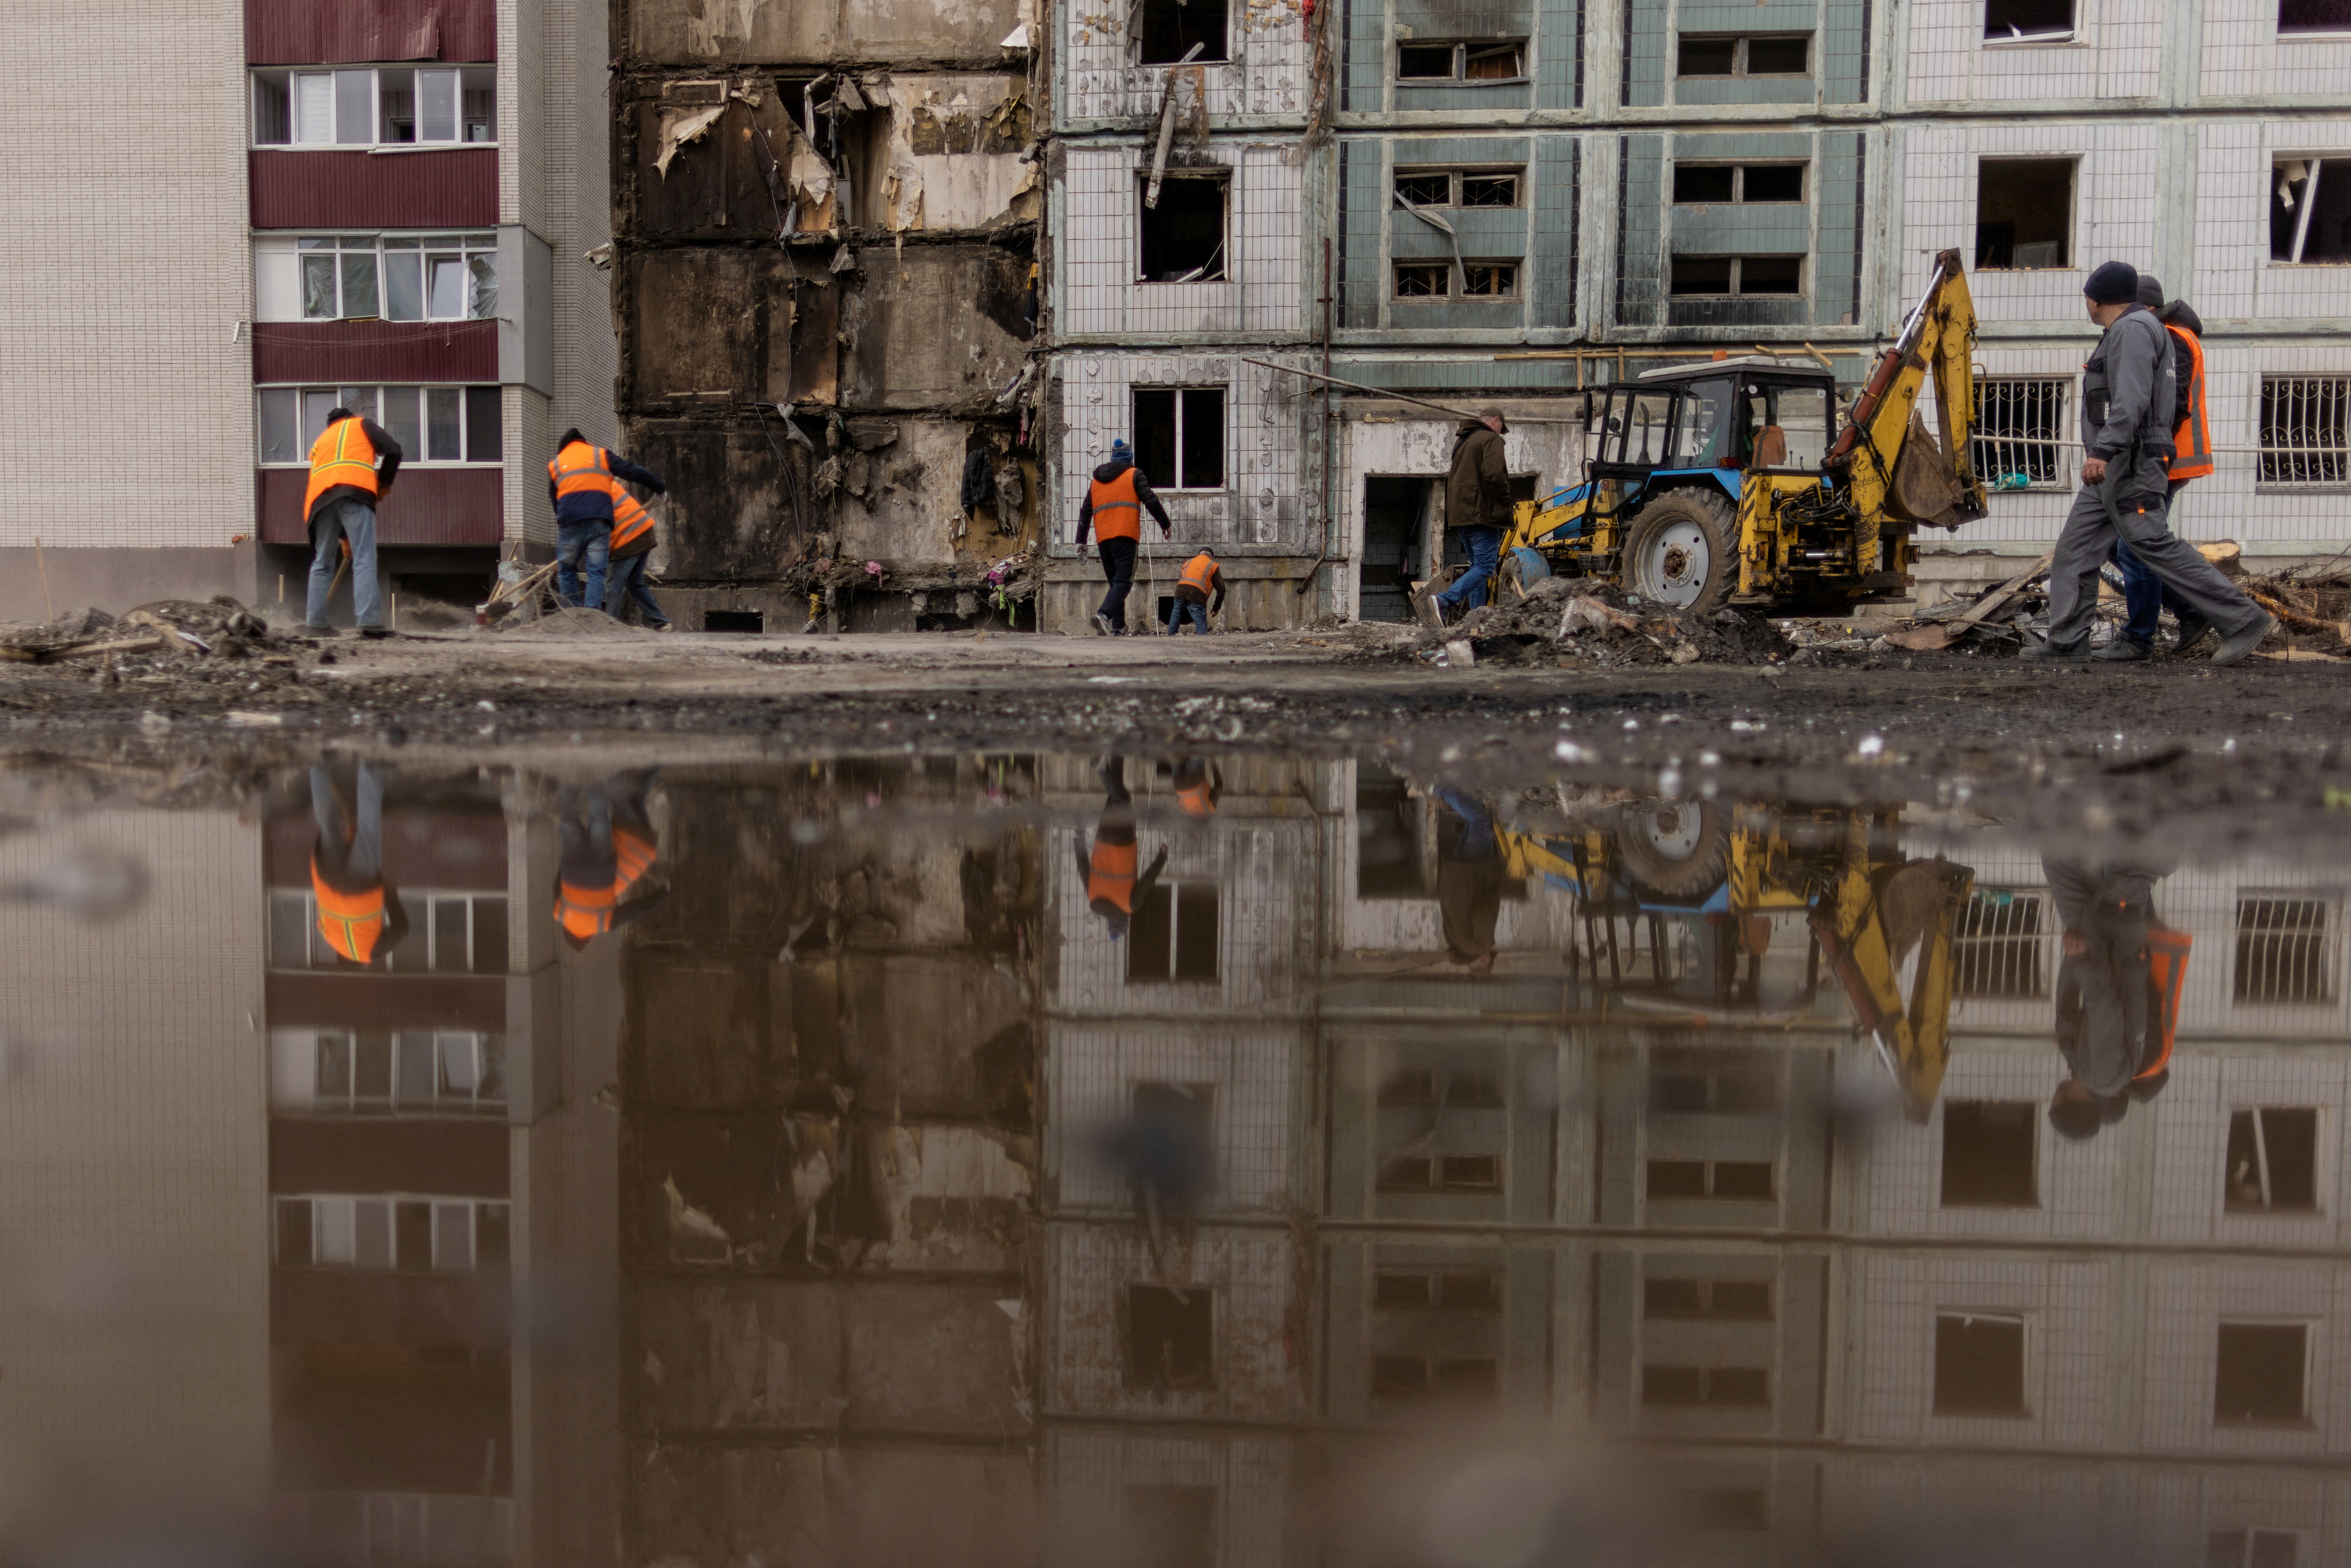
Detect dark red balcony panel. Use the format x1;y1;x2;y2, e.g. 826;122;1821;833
271;1116;509;1198
246;0;496;64
265;967;510;1033
253;320;498;385
259;467;503;548
271;1269;512;1352
250;149;495;229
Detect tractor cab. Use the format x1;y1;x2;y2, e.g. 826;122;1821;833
1592;357;1838;488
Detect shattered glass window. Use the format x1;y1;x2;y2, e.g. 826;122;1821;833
467;254;498;320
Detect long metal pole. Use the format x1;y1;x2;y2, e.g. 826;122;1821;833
1241;358;1584;425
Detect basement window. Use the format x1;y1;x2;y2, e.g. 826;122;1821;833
1133;387;1225;490
1975;158;2076;267
1137;0;1230;62
1972;381;2070;491
1941;1101;2038;1207
1675;34;1813;74
1641;1365;1771;1408
1933;1312;2027;1415
2225;1107;2320;1212
2233;896;2336;1001
1983;0;2075;39
2208;1530;2305;1568
2258;377;2351;486
1126;1284;1215;1390
1396;41;1529;81
252;66;496;148
1123;1487;1217;1568
2281;0;2351;28
2215;1323;2309;1424
2271;159;2351;263
1646;1159;1775;1200
1127;882;1220;980
1669;256;1803;295
1643;1277;1773;1320
1139;175;1228;281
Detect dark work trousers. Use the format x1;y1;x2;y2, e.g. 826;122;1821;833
1096;537;1138;631
2111;481;2195;646
2045;472;2261;651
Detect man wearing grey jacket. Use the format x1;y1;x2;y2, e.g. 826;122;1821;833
2026;260;2272;666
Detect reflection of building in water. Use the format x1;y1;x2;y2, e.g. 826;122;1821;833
260;769;619;1568
1036;771;2351;1565
614;761;1041;1568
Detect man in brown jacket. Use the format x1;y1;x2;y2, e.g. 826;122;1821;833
1418;410;1512;627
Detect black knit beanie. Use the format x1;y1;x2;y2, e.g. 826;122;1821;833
2084;260;2139;305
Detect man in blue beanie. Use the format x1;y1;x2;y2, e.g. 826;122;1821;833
2025;261;2272;666
1075;437;1173;636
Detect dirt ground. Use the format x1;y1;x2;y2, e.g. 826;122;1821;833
2;621;2345;850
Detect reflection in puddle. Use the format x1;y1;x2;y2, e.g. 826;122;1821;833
3;752;2349;1566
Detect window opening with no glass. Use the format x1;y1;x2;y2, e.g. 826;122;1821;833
1641;1365;1770;1408
1127;1284;1215;1389
1396;41;1528;80
1670;256;1803;295
1676;34;1812;73
1671;164;1807;203
1643;1276;1773;1320
1982;0;2075;39
2225;1107;2319;1212
1975;159;2075;268
2214;1323;2308;1424
2271;159;2351;262
1646;1159;1775;1200
1136;0;1230;62
1139;175;1227;281
1933;1312;2027;1414
1941;1101;2038;1207
2279;0;2351;32
1132;387;1225;491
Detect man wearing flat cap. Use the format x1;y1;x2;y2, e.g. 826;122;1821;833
2028;260;2272;666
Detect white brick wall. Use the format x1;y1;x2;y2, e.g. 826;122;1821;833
1055;351;1306;547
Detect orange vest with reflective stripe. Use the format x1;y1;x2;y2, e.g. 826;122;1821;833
1087;467;1143;543
1178;553;1219;599
2140;926;2193;1080
550;441;620;503
1178;780;1216;817
553;825;658;941
1088;837;1139;912
311;856;388;964
304;418;379;520
609;492;655;555
2165;325;2212;482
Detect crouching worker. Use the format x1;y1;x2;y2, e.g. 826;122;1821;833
602;491;671;630
549;428;666;612
1168;547;1226;634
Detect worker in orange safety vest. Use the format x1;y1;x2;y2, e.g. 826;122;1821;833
1173;757;1220;819
1074;756;1168;938
2106;275;2217;659
1165;547;1227;636
302;406;403;638
553;772;668;947
309;763;408;966
602;491;672;630
2043;848;2183;1140
1075;438;1172;637
548;429;666;613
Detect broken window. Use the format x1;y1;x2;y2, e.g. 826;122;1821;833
1984;0;2075;38
1133;386;1225;490
282;234;496;323
1675;34;1813;74
1941;1101;2039;1207
1462;174;1520;206
1394;263;1452;298
252;66;495;148
1642;1365;1771;1409
1137;0;1230;63
1669;256;1804;295
1952;887;2049;993
1395;41;1529;81
1648;1050;1780;1115
1395;172;1454;206
2209;1529;2305;1568
1933;1312;2027;1415
2233;896;2336;1001
1671;163;1806;203
1127;882;1220;980
2272;158;2351;262
1646;1159;1776;1200
1975;158;2075;267
1392;171;1522;207
257;385;501;465
1124;1486;1217;1568
2215;1323;2309;1424
1461;263;1519;297
1972;382;2070;490
1139;175;1227;282
2259;377;2351;485
1126;1284;1215;1389
1643;1277;1773;1320
2225;1108;2320;1212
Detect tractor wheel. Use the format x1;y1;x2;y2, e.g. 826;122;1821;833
1612;799;1732;901
1622;488;1738;615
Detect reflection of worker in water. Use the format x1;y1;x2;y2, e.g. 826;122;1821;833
1435;786;1513;972
553;772;668;948
1076;756;1168;938
310;762;408;966
1173;757;1221;819
2043;850;2184;1137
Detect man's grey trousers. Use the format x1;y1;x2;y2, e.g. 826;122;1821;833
2045;479;2261;651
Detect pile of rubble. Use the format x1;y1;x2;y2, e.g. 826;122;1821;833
0;598;276;665
1434;575;1794;668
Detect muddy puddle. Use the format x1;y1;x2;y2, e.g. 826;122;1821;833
4;746;2350;1568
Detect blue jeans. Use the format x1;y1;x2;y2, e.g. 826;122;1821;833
603;551;667;626
1437;526;1503;616
1167;598;1210;634
1436;786;1496;859
558;518;612;609
307;497;382;629
2112;483;2197;646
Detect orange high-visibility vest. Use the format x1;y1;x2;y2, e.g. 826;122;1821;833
2165;326;2212;482
1178;780;1216;817
2139;926;2193;1081
549;441;620;503
1179;553;1219;597
1088;837;1139;912
311;858;388;964
609;491;655;555
553;825;658;941
304;418;380;521
1088;468;1143;543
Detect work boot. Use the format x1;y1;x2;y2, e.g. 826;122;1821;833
299;623;340;639
2091;636;2150;662
1091;612;1114;638
2208;611;2278;669
358;626;392;640
2019;638;2090;663
2169;614;2212;655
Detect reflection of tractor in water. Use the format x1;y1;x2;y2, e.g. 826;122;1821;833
1497;799;1973;1119
1495;249;1988;615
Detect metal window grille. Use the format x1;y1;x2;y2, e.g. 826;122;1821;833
2259;376;2351;486
2233;897;2335;1004
1953;890;2046;997
1972;378;2069;487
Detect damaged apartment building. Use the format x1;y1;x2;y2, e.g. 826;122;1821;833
1029;0;2351;630
609;0;1048;631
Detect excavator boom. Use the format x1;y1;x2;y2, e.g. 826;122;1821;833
1830;247;1988;529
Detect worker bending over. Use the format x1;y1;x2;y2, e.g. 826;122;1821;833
1168;547;1226;635
309;762;408;966
553;772;667;947
603;491;671;630
1076;438;1172;637
1076;756;1168;938
303;407;403;637
549;429;666;613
